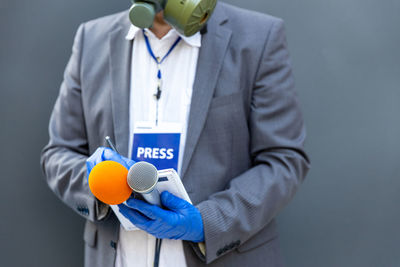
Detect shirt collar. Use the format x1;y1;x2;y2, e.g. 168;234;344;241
125;24;201;48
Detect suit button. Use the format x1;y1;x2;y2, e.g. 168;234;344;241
110;241;117;249
76;205;90;216
217;248;223;256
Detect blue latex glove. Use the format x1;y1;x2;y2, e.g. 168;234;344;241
86;147;135;180
118;191;205;242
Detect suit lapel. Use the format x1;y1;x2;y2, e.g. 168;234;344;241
109;21;132;157
181;7;232;179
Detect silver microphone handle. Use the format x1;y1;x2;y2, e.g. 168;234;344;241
142;188;161;207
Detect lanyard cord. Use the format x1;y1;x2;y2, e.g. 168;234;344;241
153;238;163;267
143;29;182;126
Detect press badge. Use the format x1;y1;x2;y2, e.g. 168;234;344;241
131;122;181;172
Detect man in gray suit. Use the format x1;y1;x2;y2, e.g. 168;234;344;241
41;1;309;266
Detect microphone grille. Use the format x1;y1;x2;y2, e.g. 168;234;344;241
127;161;158;193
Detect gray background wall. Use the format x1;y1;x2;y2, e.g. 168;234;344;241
0;0;399;266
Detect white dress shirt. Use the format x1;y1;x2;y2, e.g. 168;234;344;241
115;25;201;267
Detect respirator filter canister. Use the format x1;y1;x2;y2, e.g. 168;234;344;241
129;0;217;37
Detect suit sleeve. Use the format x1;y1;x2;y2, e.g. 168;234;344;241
40;24;109;222
196;19;310;263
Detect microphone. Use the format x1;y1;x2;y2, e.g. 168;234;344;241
88;160;133;205
127;161;161;207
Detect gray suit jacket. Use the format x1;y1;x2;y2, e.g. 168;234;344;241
41;2;309;266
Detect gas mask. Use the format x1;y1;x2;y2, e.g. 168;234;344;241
129;0;217;37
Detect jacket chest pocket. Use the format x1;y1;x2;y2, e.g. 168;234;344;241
209;91;243;110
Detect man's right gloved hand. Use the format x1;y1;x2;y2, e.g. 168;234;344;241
86;147;135;180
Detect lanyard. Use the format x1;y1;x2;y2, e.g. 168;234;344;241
143;30;181;126
143;29;182;100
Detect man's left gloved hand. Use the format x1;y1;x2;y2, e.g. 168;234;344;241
86;147;135;180
118;191;205;242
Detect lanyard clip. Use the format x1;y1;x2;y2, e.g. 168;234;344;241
154;85;162;100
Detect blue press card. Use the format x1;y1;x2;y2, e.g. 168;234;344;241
131;133;181;172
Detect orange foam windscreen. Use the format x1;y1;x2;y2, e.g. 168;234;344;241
88;160;132;205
